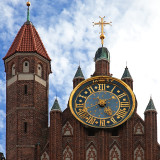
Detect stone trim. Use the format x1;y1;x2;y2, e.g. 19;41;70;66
7;73;46;87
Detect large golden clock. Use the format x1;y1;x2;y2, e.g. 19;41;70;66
69;76;135;128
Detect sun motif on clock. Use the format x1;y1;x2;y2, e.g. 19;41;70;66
69;76;135;128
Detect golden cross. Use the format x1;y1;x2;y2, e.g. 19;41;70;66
93;16;112;46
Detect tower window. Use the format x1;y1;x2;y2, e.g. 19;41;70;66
111;128;119;136
25;62;28;66
24;122;27;133
23;61;29;72
87;128;95;136
12;64;15;76
37;64;42;77
24;85;28;94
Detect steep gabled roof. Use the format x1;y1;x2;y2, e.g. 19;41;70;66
51;98;61;112
145;97;156;112
74;66;84;79
3;21;51;61
121;66;132;79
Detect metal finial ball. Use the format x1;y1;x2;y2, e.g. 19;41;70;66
26;1;31;6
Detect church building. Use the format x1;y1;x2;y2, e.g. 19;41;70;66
3;2;160;160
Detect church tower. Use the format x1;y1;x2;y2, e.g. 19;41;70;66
3;2;51;159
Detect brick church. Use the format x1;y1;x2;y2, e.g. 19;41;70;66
3;2;160;160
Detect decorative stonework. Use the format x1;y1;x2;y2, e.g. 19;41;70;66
109;144;121;160
63;145;73;160
134;145;144;160
41;151;49;160
23;61;29;72
37;64;42;77
134;122;144;134
62;121;73;136
86;144;97;160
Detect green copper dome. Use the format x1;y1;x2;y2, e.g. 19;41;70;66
74;66;84;79
94;47;110;62
51;98;61;111
145;97;156;112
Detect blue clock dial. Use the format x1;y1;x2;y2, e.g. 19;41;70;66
69;76;135;128
85;91;120;118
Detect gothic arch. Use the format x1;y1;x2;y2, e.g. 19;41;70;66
63;145;73;160
134;122;144;134
86;143;97;160
41;151;49;160
23;60;29;73
109;144;121;160
134;145;144;160
12;63;15;76
37;63;43;77
62;121;73;136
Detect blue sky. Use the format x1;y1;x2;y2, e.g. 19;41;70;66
1;0;160;155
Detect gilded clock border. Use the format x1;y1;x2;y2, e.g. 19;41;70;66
69;76;135;128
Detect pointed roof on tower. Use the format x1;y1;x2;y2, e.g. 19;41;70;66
74;66;84;79
145;97;157;112
51;98;61;111
121;66;132;79
3;2;51;61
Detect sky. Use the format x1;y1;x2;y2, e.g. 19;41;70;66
0;0;160;156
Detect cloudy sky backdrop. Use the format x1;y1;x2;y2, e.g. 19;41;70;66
0;0;160;155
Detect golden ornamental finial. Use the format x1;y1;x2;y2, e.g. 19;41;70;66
26;1;31;7
93;16;112;46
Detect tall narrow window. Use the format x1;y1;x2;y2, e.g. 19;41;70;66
87;128;96;136
24;122;27;133
12;64;15;76
24;85;27;94
23;61;29;72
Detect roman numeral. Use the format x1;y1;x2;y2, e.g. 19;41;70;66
100;119;106;126
87;86;95;94
86;116;96;125
98;84;106;91
120;102;129;107
118;93;126;99
116;109;127;118
76;104;84;108
78;94;87;100
110;117;117;124
77;109;88;119
111;86;116;92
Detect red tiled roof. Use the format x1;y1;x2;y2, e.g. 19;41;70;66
3;21;51;61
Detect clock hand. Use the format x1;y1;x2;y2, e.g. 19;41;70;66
104;106;113;116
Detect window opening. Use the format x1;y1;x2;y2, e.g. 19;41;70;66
87;128;96;136
24;85;28;94
111;128;119;136
24;122;27;133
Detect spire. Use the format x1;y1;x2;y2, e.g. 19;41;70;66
74;66;84;79
145;97;157;112
51;98;61;111
121;66;132;79
3;19;51;61
26;1;31;22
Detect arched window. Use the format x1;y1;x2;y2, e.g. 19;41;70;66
12;64;15;76
134;145;144;160
23;61;29;73
86;144;97;160
63;146;73;160
37;64;42;77
109;145;121;160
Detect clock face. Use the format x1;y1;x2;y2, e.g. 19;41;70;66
69;76;135;128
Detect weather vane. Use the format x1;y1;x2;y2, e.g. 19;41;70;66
93;16;112;46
